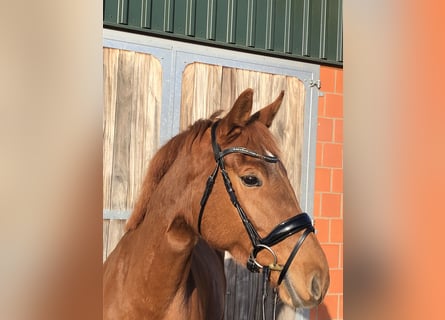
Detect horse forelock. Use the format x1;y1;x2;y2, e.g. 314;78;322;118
125;118;214;231
239;121;281;158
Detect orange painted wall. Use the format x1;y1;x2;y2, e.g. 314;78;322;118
310;66;343;320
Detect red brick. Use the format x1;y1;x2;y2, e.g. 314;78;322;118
318;95;326;117
328;269;343;294
320;66;336;93
325;94;343;118
315;168;331;192
317;117;334;142
316;142;323;166
321;193;342;217
314;218;329;243
334;119;343;142
322;244;340;269
331;218;343;243
336;69;343;93
322;143;343;168
332;169;343;193
313;192;322;217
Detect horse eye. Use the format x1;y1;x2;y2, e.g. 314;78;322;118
241;175;262;187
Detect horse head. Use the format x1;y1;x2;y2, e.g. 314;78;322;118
194;88;330;309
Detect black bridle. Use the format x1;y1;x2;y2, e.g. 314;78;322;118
197;120;315;289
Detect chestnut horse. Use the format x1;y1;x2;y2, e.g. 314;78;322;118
103;89;329;319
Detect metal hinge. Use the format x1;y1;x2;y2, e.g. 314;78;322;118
307;79;321;89
304;79;322;96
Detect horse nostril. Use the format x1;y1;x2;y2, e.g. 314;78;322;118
311;274;322;301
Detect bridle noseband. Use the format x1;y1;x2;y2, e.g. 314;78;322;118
198;120;315;288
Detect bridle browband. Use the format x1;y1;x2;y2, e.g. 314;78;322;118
197;120;315;288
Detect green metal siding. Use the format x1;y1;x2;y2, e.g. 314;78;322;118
103;0;343;66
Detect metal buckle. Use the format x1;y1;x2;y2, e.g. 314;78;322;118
247;244;278;273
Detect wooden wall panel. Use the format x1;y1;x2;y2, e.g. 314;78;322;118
180;62;306;320
102;48;162;260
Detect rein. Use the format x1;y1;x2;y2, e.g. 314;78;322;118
198;120;314;319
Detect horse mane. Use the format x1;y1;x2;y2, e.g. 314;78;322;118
126;114;220;231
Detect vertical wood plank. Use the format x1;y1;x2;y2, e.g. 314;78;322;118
129;52;144;209
110;50;135;211
193;63;222;120
180;63;222;129
103;48;119;210
128;52;161;209
219;66;235;111
180;63;196;129
142;52;162;174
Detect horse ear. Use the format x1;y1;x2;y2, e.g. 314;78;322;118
251;90;285;128
219;88;254;138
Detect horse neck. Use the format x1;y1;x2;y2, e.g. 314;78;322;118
134;205;198;311
105;149;205;317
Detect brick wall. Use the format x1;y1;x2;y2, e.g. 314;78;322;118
310;66;343;320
